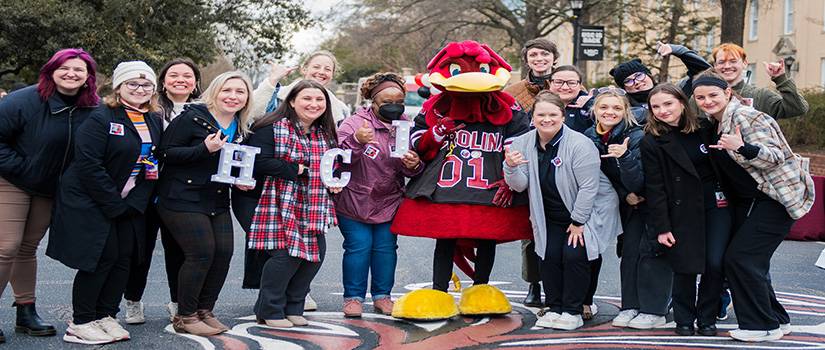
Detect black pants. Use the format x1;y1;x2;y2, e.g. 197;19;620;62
672;205;732;327
254;236;326;319
725;198;794;330
636;237;673;315
541;222;590;315
157;206;234;316
584;255;602;305
73;214;139;324
433;239;496;292
124;203;184;302
521;239;541;283
619;210;645;310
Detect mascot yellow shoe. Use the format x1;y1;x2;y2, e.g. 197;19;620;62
391;289;459;321
458;284;512;316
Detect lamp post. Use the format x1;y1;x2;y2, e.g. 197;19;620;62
569;0;584;66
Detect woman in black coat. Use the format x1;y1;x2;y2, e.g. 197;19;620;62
640;83;732;337
0;49;99;340
48;61;161;345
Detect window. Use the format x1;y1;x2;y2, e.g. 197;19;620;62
749;0;759;40
784;0;794;34
747;63;757;85
821;59;825;88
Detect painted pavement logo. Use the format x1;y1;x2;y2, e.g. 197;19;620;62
169;281;825;349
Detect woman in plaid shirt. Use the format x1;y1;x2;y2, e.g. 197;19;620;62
247;80;340;328
693;71;814;342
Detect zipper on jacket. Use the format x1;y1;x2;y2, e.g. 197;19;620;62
58;107;77;181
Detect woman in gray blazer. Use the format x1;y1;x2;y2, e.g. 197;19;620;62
503;91;622;331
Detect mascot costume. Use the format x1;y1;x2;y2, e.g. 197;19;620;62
391;40;532;320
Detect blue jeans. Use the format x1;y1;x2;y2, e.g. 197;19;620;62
338;215;398;301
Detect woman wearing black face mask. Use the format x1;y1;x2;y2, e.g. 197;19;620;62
334;72;423;317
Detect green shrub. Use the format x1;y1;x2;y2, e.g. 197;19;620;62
778;89;825;151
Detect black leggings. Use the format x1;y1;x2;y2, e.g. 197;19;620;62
432;239;496;292
73;213;139;324
157;206;233;316
124;203;184;302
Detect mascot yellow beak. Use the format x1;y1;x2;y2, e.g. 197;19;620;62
429;69;511;93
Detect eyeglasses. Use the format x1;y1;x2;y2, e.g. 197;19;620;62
124;82;156;92
550;79;581;88
597;86;627;96
622;72;647;87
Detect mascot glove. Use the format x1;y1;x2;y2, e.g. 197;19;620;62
488;178;513;207
432;117;465;143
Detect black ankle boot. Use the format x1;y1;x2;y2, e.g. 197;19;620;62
522;283;543;307
14;302;56;336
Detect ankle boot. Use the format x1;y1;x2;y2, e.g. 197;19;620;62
14;302;56;336
172;314;223;336
522;283;543;307
197;310;229;332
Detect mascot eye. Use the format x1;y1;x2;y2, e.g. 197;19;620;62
449;64;461;76
479;63;490;74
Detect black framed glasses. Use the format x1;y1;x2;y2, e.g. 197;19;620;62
622;72;647;87
550;79;581;88
124;82;156;92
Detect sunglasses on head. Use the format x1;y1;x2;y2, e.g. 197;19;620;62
597;86;627;96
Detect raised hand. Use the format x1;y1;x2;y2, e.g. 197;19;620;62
432;117;465;142
355;120;378;145
763;58;786;78
268;62;297;85
204;130;228;153
656;41;673;57
504;146;528;167
601;137;630;158
709;126;744;152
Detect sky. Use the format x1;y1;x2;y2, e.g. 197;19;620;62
283;0;348;65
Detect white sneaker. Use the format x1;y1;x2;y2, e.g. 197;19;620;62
167;302;178;322
780;323;792;335
612;309;639;327
63;321;116;345
124;300;145;324
305;294;317;311
535;311;562;328
588;304;598;317
729;328;783;342
627;313;666;329
95;316;130;341
551;312;584;330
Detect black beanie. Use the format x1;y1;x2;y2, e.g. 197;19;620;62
609;59;651;87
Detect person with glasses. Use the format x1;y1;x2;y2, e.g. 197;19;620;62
157;71;254;336
610;42;711;109
504;38;560;114
48;61;162;344
711;43;808;120
0;48;99;343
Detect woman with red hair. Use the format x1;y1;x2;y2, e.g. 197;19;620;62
0;48;99;342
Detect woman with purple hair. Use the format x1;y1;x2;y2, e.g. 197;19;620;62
0;48;99;343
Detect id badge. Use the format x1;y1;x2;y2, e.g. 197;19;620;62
715;191;728;208
142;156;159;180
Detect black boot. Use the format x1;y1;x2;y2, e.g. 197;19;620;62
0;328;5;343
14;302;56;336
522;283;543;307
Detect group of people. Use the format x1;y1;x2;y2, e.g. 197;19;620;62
0;36;813;346
502;39;813;341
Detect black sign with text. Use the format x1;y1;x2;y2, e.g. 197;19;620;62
578;26;605;61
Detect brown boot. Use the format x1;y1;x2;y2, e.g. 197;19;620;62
172;314;222;336
197;310;229;332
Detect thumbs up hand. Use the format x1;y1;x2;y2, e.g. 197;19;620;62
709;126;745;151
355;120;378;145
601;137;630;158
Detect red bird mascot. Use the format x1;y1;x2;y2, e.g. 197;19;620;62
390;40;532;320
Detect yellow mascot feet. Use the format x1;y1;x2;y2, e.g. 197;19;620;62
391;289;459;321
458;284;512;316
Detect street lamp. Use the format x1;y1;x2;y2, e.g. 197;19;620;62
569;0;584;66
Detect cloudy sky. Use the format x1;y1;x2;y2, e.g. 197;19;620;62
284;0;350;64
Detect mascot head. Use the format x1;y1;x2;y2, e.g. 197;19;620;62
427;41;512;93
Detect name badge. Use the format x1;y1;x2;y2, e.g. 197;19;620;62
364;145;380;159
552;156;563;167
109;123;124;136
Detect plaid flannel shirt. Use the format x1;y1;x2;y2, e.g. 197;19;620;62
719;98;815;220
248;117;337;262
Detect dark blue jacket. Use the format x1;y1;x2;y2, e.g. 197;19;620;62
0;85;96;196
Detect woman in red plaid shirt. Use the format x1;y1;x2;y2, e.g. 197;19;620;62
247;80;340;328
